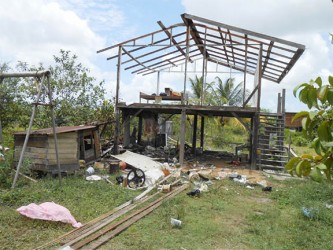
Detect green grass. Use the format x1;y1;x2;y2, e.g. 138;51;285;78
1;175;333;249
0;174;139;250
104;180;333;250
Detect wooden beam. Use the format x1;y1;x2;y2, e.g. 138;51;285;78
138;115;143;144
97;23;185;53
182;13;306;49
192;114;198;154
262;41;274;75
227;29;236;66
122;48;156;74
243;85;259;107
125;48;180;70
218;27;230;65
181;15;210;60
108;32;186;61
132;49;198;74
113;46;122;155
277;48;305;83
200;115;205;149
179;108;186;165
158;21;193;63
257;45;263;111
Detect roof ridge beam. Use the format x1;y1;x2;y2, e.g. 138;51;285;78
181;15;210;60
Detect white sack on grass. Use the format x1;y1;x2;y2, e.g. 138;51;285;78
17;202;82;228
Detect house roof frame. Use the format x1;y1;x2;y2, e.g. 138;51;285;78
98;13;305;84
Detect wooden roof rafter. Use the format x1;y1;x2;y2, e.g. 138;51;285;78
218;27;231;65
262;41;274;75
181;14;210;60
120;34;186;64
226;29;237;66
157;21;193;63
121;47;157;74
98;13;305;84
134;50;201;75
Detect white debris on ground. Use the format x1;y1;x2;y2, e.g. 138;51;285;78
111;151;165;186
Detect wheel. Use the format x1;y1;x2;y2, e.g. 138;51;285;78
127;169;145;188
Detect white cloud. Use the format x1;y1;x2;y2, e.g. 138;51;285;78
0;0;107;67
180;0;333;111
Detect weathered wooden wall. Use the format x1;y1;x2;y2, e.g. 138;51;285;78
14;127;101;172
47;132;78;165
285;112;302;129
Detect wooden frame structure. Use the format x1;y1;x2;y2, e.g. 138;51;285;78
0;71;61;188
97;13;305;168
13;126;101;172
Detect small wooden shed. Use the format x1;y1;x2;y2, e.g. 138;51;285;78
13;126;101;173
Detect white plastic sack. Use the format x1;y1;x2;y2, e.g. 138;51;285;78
17;202;82;228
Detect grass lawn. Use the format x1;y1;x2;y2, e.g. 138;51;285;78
1;174;333;250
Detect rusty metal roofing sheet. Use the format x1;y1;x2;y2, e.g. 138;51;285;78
13;126;96;135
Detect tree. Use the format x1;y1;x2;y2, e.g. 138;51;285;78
0;50;111;130
24;50;107;127
188;75;214;105
0;63;30;129
285;76;333;181
212;77;244;106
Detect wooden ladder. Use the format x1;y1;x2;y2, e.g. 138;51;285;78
256;112;288;171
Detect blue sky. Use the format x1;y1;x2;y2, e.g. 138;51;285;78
0;0;332;111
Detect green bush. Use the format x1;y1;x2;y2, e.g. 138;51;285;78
293;136;309;147
285;129;310;147
0;150;13;189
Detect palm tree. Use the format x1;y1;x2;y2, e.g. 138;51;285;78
212;77;244;106
189;75;213;105
211;77;250;129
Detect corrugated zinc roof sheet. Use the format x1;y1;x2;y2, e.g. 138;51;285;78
13;126;97;135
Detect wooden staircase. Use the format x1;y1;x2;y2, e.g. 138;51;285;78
256;113;288;170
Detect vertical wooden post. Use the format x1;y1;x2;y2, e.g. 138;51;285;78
157;71;160;96
256;44;263;111
182;26;190;105
251;115;260;170
138;115;143;144
277;93;281;114
113;46;122;155
192;114;198;154
200;115;205;149
179;25;190;165
154;113;158;147
249;116;254;168
251;44;263;170
12;74;46;188
47;75;62;185
179;108;186;165
282;89;286;114
201;28;207;106
123;112;130;147
243;35;248;107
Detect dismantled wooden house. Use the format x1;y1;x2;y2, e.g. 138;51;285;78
97;13;305;170
13;126;101;173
